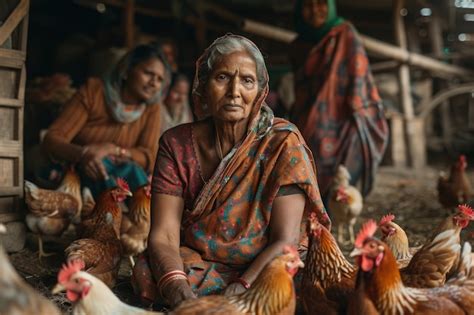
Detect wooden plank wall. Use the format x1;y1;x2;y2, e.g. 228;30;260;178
0;0;29;224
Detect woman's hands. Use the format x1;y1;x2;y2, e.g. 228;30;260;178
79;143;116;180
162;279;197;308
224;282;247;296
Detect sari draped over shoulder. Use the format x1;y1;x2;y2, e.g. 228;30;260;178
183;106;329;266
133;34;329;301
291;22;389;197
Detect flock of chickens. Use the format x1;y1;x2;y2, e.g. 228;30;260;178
0;154;471;315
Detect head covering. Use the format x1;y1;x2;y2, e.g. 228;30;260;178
294;0;345;43
103;45;170;123
191;34;272;140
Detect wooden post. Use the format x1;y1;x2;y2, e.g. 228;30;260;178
0;0;29;252
195;2;207;52
429;12;452;148
387;112;407;168
123;0;135;49
394;0;425;168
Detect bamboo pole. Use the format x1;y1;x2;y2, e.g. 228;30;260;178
429;12;452;147
392;1;411;168
240;19;473;79
123;0;135;49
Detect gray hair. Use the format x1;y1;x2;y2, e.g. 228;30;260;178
193;35;268;98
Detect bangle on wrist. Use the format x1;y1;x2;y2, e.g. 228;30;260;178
116;146;129;158
232;277;251;290
80;146;89;159
120;147;128;157
157;270;189;298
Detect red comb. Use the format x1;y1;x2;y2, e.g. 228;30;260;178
379;213;395;226
116;178;130;191
458;204;474;218
459;155;466;163
355;220;378;248
282;245;298;256
309;212;318;222
58;260;85;284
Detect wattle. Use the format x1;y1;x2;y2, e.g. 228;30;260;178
67;290;80;302
361;256;374;272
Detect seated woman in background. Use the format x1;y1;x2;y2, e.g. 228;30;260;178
160;73;193;134
41;45;170;196
132;34;330;308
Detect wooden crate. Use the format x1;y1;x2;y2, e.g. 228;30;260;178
0;0;29;232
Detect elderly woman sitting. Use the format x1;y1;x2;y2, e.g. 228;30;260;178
132;34;330;308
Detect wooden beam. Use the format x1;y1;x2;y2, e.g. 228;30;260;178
0;212;22;224
0;56;23;68
74;0;174;19
0;0;29;47
394;0;424;169
123;0;135;49
0;48;26;61
419;83;474;119
231;15;473;79
0;142;22;156
0;97;22;108
370;60;400;72
0;187;22;197
429;12;451;147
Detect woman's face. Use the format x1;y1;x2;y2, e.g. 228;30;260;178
206;51;259;123
125;58;165;103
302;0;328;28
166;80;190;107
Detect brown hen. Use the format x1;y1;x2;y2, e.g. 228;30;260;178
65;178;132;287
351;220;474;315
171;245;304;315
380;206;474;288
301;213;356;315
24;167;81;259
438;155;472;210
121;182;151;267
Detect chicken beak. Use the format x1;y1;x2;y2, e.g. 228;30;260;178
125;190;133;197
350;247;363;258
52;283;65;294
297;259;305;268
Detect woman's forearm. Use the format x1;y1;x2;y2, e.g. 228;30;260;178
148;241;195;304
42;134;85;163
239;240;289;284
148;242;184;275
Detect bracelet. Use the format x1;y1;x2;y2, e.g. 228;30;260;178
158;270;189;298
159;274;188;298
157;270;188;291
232;277;251;290
80;146;89;160
120;147;128;157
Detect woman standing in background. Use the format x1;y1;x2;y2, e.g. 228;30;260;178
289;0;389;198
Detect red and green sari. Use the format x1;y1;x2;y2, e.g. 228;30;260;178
132;35;329;303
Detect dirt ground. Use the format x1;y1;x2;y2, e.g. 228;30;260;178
7;165;474;314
